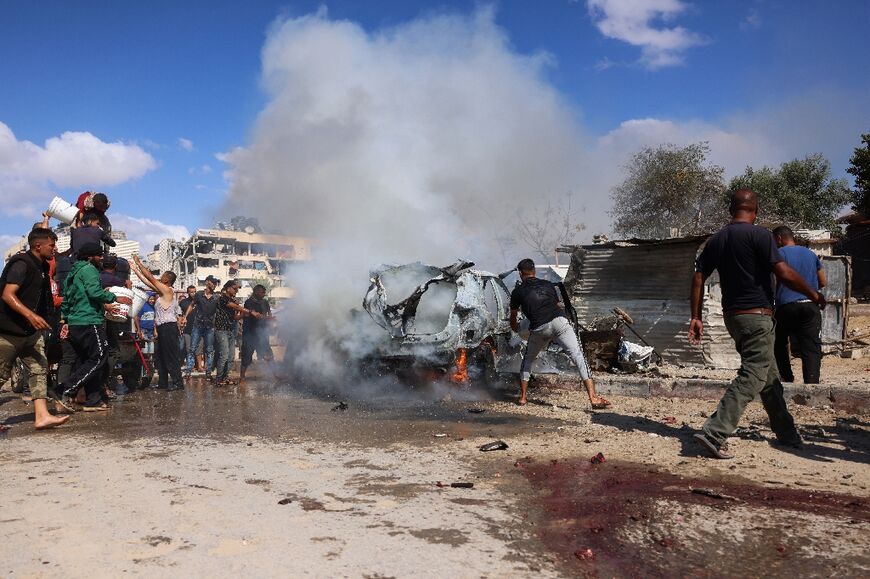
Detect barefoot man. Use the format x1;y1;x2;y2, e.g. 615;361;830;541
510;258;610;409
0;228;69;429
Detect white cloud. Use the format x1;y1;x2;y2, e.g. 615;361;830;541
740;8;762;31
188;164;212;175
587;0;706;69
0;122;157;216
110;214;190;252
178;137;195;151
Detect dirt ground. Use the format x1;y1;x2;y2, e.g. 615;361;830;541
2;376;868;577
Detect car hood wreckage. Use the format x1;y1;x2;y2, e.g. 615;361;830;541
361;259;594;384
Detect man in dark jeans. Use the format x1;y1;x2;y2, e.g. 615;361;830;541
184;276;219;378
240;284;274;384
772;226;826;384
689;190;826;459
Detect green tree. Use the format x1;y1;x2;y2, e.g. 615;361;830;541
847;133;870;214
610;142;728;238
729;154;853;229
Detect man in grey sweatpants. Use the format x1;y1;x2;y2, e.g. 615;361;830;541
689;189;826;459
509;258;610;409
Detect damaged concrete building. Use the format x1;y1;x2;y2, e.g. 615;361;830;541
558;236;852;369
146;218;315;302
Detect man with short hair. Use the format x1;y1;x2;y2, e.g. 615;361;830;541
213;280;259;385
510;258;610;409
178;285;199;369
129;256;183;390
184;275;219;378
240;284;274;384
68;211;115;257
689;190;826;459
57;243;120;411
0;228;70;429
772;226;826;384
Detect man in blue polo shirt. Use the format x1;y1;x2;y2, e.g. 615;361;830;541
772;226;826;384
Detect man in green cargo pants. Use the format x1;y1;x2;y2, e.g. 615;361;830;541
688;189;826;459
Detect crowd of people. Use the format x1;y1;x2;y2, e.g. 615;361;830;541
1;188;828;464
0;192;276;429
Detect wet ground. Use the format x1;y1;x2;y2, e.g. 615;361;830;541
2;377;869;577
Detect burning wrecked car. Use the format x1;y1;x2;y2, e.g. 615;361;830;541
362;260;510;382
360;259;657;384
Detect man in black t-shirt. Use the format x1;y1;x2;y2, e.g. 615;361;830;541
509;258;609;409
183;276;219;378
178;285;199;370
0;228;70;429
240;284;273;384
689;189;825;459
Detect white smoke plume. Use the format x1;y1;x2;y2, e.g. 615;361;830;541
222;6;591;302
218;7;603;390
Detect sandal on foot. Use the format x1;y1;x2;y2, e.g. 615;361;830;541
693;433;733;459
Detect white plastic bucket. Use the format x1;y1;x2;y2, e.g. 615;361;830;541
106;286;134;322
129;287;149;319
46;196;79;225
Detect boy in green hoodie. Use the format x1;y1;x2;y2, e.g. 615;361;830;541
58;242;119;410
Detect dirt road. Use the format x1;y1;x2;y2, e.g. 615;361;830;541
2;379;868;577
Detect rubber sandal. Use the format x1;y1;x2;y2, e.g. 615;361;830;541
591;398;611;410
82;403;110;412
693;433;733;459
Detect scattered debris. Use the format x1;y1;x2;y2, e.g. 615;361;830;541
331;401;348;412
734;425;767;441
0;424;10;433
277;498;293;505
432;433;449;438
479;440;509;452
590;452;606;464
690;487;739;501
467;408;486;414
450;482;474;489
583;438;600;444
574;548;595;561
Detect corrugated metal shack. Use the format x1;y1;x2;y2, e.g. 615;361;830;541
559;237;737;368
559;237;851;369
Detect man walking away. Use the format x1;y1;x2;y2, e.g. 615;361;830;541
772;226;826;384
689;190;826;459
0;228;70;428
57;243;119;411
240;284;274;384
510;258;610;409
129;256;183;390
184;276;219;379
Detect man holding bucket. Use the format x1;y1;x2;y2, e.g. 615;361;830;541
57;243;122;411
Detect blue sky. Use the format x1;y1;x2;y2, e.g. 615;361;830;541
1;0;869;253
